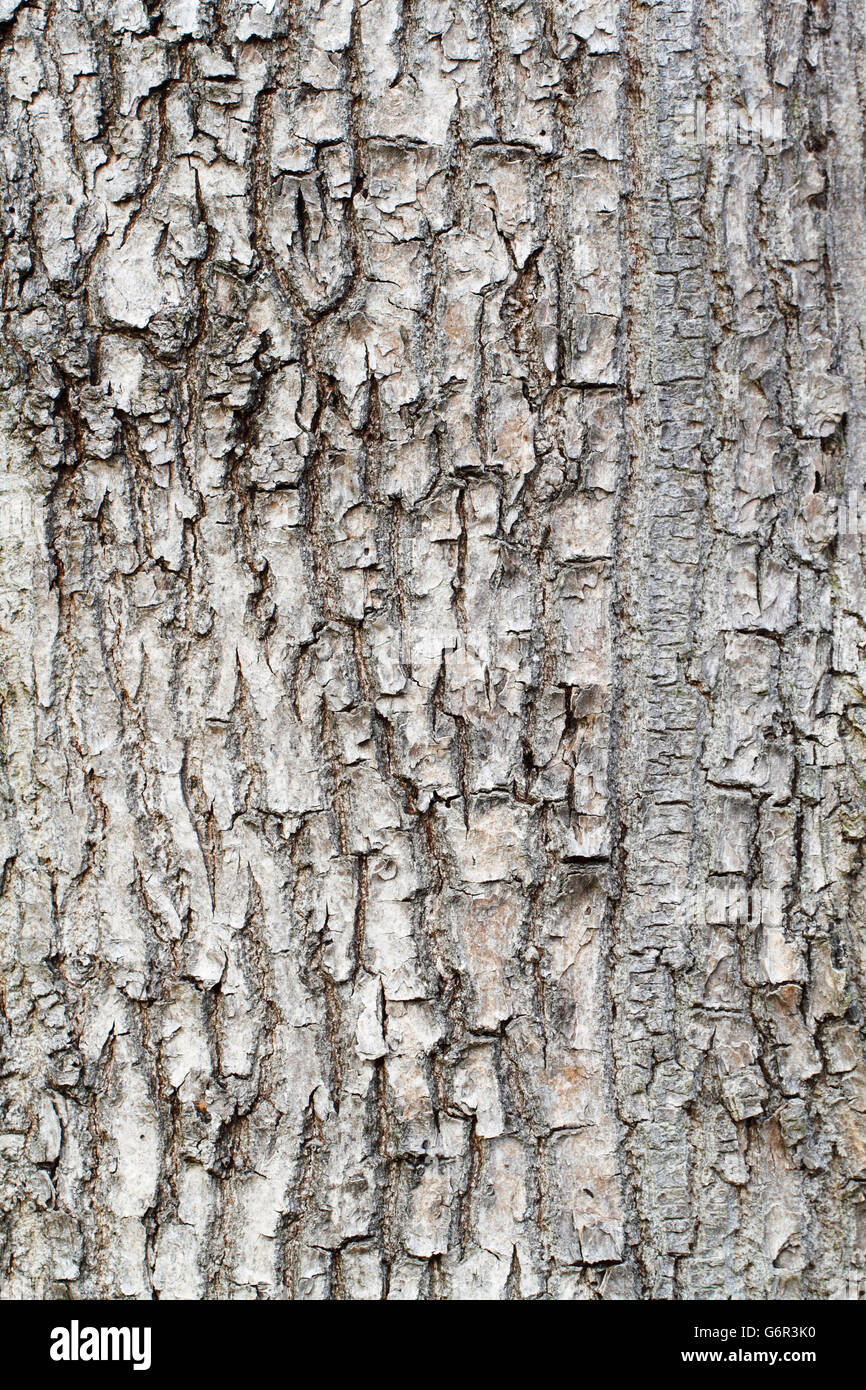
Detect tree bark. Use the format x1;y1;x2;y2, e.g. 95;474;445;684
0;0;864;1300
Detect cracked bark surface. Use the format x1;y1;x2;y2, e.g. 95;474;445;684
1;0;865;1300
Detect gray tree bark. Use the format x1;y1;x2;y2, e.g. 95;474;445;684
0;0;864;1301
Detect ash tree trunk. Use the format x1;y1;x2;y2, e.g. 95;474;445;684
0;0;865;1301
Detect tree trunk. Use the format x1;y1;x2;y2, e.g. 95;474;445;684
1;0;864;1301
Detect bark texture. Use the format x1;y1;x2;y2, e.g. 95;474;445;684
1;0;865;1301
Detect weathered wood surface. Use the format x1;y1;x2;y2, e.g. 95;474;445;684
0;0;865;1299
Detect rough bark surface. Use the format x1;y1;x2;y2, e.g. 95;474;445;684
0;0;865;1301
